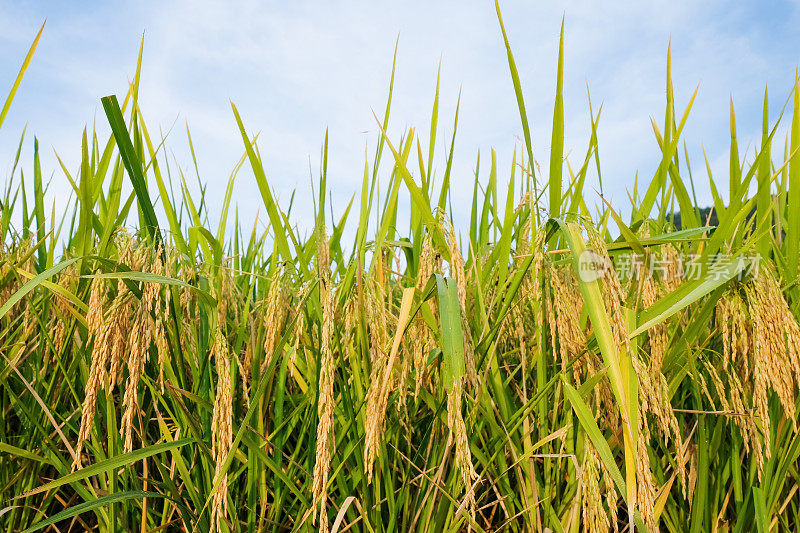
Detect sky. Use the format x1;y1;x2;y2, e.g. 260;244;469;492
0;0;799;241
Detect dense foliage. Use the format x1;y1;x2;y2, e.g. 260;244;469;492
3;5;800;532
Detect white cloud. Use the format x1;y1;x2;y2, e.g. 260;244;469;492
0;0;798;241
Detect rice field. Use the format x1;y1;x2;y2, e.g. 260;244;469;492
3;5;800;532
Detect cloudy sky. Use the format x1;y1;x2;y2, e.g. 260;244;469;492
0;1;799;239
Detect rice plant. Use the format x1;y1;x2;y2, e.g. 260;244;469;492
3;4;800;532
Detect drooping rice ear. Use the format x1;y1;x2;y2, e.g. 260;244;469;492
581;442;611;533
73;314;113;471
74;283;130;470
262;268;288;374
312;227;335;533
635;428;658;531
120;305;150;453
210;325;233;533
744;269;800;478
86;274;106;338
447;380;477;523
551;265;586;379
121;245;163;453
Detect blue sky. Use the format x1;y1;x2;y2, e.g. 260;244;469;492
1;1;799;238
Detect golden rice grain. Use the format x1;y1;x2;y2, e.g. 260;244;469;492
447;380;477;523
635;429;658;532
121;304;151;453
312;228;335;533
74;284;130;470
581;443;610;533
744;271;800;471
210;325;233;533
549;265;586;378
262;269;288;374
86;275;106;340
